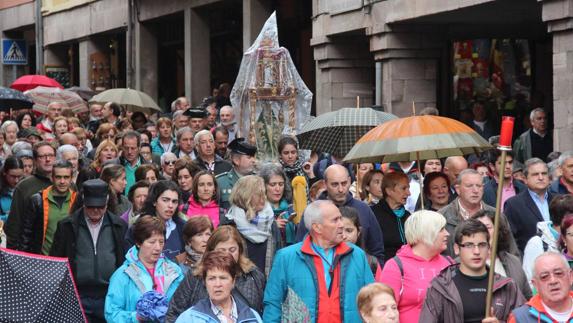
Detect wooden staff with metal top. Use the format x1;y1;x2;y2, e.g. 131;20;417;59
484;116;515;317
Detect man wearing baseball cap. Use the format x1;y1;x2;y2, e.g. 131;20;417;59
51;179;127;323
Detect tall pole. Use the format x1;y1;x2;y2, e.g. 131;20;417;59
484;116;515;317
35;0;44;74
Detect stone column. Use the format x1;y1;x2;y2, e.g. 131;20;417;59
542;0;573;151
370;27;443;117
242;0;272;51
184;7;210;105
134;21;158;101
312;37;374;116
78;39;97;88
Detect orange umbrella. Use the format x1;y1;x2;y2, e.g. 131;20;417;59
343;115;492;164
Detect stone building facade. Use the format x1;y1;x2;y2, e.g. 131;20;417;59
311;0;573;152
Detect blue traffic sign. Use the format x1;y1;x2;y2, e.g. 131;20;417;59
2;39;27;65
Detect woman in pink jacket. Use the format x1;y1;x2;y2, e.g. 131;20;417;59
180;170;221;227
376;210;454;323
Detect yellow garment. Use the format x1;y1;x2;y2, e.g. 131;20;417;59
291;176;307;224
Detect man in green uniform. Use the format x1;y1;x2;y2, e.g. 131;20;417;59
216;138;257;211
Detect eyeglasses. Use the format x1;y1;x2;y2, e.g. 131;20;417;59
458;242;489;250
537;269;568;282
164;160;176;165
37;154;56;160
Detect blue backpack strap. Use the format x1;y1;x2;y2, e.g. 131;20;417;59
393;256;404;296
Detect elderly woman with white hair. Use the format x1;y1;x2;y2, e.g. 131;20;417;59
56;144;80;183
160;152;177;180
1;120;19;157
377;210;454;323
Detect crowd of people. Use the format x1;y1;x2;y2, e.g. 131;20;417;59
0;97;572;323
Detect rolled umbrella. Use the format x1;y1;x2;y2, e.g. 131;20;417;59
0;86;33;111
296;107;398;157
24;86;88;114
89;88;161;114
10;75;64;92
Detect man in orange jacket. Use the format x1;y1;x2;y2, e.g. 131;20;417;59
509;252;573;322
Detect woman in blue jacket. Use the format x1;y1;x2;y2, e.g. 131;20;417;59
175;250;262;323
105;216;184;322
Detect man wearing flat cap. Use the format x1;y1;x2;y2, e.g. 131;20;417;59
216;138;257;211
184;107;208;132
51;179;127;323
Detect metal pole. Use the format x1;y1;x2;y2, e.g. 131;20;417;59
484;148;508;316
35;0;44;74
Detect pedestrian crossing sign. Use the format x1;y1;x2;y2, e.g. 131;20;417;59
2;39;27;65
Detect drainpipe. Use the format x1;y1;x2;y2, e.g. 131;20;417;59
35;0;44;74
126;0;134;88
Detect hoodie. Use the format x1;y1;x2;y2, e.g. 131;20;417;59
376;244;453;323
181;195;220;227
522;221;560;287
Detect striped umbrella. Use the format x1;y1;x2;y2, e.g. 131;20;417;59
296;107;398;157
343;115;493;164
24;86;88;114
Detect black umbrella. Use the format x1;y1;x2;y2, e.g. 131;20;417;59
0;86;34;111
66;86;96;101
0;248;87;322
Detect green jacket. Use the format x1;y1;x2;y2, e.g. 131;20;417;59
5;173;52;250
216;168;241;211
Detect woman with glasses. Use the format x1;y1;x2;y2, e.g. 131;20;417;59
139;143;154;164
377;210;453;323
0;156;24;222
161;152;178;180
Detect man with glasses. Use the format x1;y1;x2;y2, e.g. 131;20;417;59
440;169;518;257
509;252;573;322
420;219;525;323
37;102;62;135
20;161;76;255
51;179;127;323
5;141;56;249
192;129;231;176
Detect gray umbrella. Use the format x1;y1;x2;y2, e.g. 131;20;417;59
0;86;33;111
296;107;398;157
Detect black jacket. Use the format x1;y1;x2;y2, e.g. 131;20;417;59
504;190;554;253
370;199;410;261
50;208;127;283
166;265;266;322
192;155;232;176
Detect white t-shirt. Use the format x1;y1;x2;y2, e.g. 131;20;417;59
543;299;573;322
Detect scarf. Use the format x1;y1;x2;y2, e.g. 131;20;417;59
183;245;203;270
279;158;306;180
393;206;407;244
225;203;275;243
